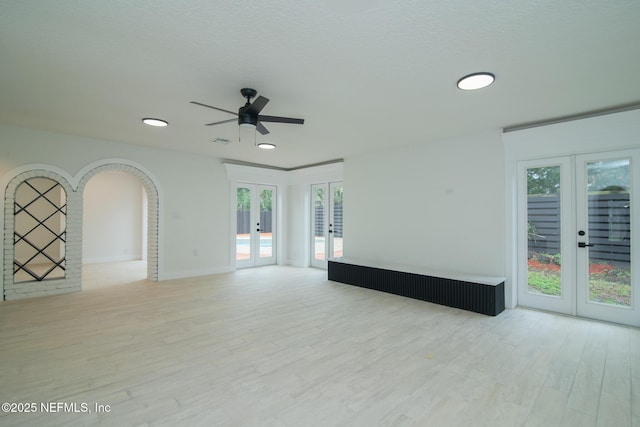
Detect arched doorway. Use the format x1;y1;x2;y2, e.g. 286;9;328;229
82;170;147;288
77;162;159;283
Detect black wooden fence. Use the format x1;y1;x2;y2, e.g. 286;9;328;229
528;194;630;263
314;204;343;237
237;204;344;237
237;211;272;234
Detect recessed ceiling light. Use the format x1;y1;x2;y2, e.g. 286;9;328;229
142;118;168;127
457;72;495;90
257;143;276;150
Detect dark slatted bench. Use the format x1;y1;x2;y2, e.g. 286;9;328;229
328;258;505;316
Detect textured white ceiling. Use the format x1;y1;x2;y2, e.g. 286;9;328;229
1;1;640;168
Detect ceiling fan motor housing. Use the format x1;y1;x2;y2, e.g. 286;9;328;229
238;106;258;127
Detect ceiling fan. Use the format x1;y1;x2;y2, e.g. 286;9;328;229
191;88;304;135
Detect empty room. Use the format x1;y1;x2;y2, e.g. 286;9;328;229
1;1;639;426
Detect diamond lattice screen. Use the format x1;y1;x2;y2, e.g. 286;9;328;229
14;177;67;282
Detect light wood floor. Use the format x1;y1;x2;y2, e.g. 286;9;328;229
82;260;148;290
0;265;638;426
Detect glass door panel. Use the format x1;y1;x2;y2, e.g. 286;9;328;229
526;166;562;297
576;151;638;326
518;157;574;315
330;182;344;259
312;184;326;263
259;188;274;259
586;159;630;306
236;186;251;262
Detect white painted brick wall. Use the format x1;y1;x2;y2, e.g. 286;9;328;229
3;164;159;301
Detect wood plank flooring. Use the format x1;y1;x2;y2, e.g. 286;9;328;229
0;265;638;426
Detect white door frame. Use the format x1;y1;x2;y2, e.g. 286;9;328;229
514;149;639;326
235;183;277;269
310;181;343;269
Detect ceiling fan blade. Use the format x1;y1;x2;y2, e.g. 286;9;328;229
256;122;270;135
205;118;237;126
258;115;304;125
246;96;269;115
190;101;237;116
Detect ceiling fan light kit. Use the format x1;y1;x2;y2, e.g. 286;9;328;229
191;88;304;149
457;72;495;90
257;142;277;150
239;122;257;145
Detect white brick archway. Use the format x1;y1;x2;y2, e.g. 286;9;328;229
3;169;80;300
2;161;160;300
77;162;159;283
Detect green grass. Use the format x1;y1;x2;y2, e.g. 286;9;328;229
528;270;561;296
588;279;631;306
528;261;631;307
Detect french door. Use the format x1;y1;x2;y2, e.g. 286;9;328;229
235;184;276;268
311;182;343;269
518;149;639;326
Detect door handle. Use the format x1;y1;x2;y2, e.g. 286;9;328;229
578;242;595;248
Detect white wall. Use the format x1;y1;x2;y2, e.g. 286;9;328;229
344;130;505;277
83;171;143;263
286;183;309;267
0;123;231;280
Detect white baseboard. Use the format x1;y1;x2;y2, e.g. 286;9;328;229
83;254;142;264
286;258;309;268
159;265;233;281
